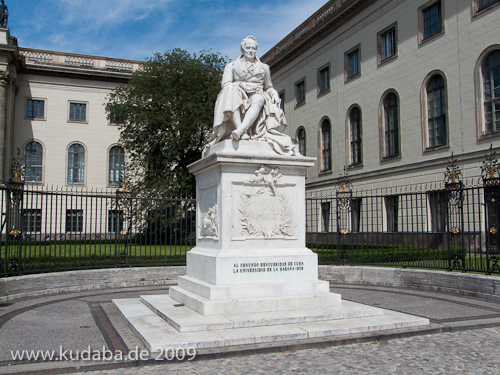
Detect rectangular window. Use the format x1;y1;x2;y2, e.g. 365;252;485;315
279;91;285;112
318;66;330;93
346;48;360;79
351;198;362;232
296;80;305;106
108;109;118;125
108;210;124;233
66;209;83;233
479;0;500;10
379;27;397;62
27;99;45;119
69;102;87;122
429;192;446;232
321;202;331;232
22;209;42;233
385;196;399;233
423;2;442;40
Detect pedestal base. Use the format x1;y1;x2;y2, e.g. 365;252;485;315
114;296;429;351
169;276;340;316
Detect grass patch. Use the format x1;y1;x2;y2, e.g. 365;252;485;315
1;242;191;274
309;242;464;264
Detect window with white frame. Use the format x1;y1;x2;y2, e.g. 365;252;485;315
66;209;83;233
108;210;124;233
25;141;43;183
383;93;400;158
67;143;85;184
26;99;45;119
320;119;332;172
349;107;362;165
109;146;125;186
296;127;306;156
22;209;42;233
482;50;500;134
69;102;87;122
426;74;447;147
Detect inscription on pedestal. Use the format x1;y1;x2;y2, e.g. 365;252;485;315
232;261;304;274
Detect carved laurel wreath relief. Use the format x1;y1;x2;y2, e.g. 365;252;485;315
238;165;294;239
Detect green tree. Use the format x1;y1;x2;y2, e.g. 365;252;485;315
106;49;227;198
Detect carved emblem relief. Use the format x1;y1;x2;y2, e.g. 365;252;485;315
198;182;218;240
237;165;295;239
200;205;218;238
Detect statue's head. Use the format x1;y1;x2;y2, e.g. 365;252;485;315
240;36;258;56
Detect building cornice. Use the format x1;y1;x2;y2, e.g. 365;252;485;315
261;0;377;72
18;47;142;81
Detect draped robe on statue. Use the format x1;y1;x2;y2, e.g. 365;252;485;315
207;56;298;156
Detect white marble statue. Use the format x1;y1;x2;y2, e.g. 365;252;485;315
206;36;299;156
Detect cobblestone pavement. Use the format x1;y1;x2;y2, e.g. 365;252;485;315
79;326;500;375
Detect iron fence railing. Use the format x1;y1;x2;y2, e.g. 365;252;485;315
306;178;500;275
2;176;500;276
0;184;195;277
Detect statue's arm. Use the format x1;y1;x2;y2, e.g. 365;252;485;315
262;64;280;103
221;63;235;88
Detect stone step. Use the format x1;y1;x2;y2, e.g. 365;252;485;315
140;294;384;333
113;297;430;352
176;275;330;300
169;285;342;316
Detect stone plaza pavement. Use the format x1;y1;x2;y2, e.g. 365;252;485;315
1;282;500;374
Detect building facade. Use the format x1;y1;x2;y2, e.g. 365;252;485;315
0;28;141;190
262;0;500;194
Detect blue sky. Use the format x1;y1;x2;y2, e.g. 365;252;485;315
10;0;327;61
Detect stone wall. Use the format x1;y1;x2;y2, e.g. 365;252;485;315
1;265;499;302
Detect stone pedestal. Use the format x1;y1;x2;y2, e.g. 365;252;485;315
114;140;429;351
169;140;340;316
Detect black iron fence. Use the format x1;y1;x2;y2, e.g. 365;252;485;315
2;155;500;276
306;177;500;275
0;183;195;277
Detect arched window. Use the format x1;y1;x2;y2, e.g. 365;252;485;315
426;74;447;147
349;107;362;165
384;93;399;157
482;50;500;133
321;120;332;172
67;143;85;184
109;146;125;186
25;141;43;183
296;127;306;156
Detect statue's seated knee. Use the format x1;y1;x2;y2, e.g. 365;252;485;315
251;94;265;107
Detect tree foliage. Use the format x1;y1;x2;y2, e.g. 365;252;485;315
106;49;227;197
